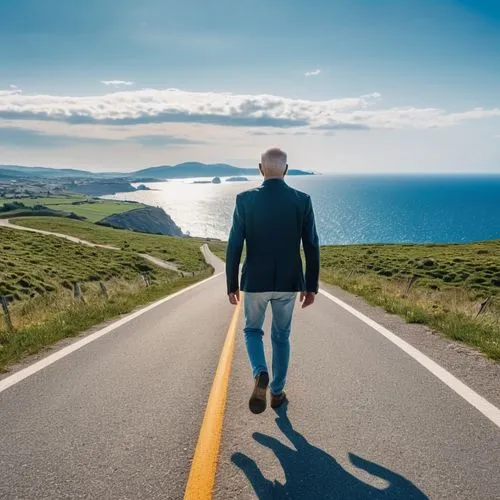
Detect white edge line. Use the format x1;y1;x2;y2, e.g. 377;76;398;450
319;288;500;429
0;272;224;395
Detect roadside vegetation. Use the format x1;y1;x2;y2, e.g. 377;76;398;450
13;217;209;272
0;227;212;371
321;240;499;360
209;240;499;360
0;195;143;222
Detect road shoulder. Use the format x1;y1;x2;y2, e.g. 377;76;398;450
319;281;500;408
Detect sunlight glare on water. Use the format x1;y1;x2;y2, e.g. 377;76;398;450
107;178;261;240
105;175;500;244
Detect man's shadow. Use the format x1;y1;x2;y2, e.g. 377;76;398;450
231;402;428;499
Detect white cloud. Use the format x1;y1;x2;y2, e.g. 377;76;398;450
0;86;22;96
305;69;321;77
0;87;499;131
101;80;135;87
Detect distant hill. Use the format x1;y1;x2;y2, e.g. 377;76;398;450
0;169;25;179
0;162;314;180
132;162;314;179
0;165;94;178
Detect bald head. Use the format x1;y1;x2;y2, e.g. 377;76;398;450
259;148;288;179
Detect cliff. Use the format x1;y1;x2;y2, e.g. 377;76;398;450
98;206;183;237
68;180;136;196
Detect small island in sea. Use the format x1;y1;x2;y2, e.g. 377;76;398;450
226;176;249;182
193;176;223;184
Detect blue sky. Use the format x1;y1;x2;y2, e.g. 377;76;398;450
0;0;499;172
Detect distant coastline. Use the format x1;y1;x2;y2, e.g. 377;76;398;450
0;162;315;181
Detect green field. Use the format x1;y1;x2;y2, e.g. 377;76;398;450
0;196;144;222
0;226;211;370
14;217;208;271
320;241;500;297
0;195;86;205
48;200;145;222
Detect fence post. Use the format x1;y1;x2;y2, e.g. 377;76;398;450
141;273;150;287
99;282;108;299
475;297;491;319
74;282;85;302
404;275;418;297
1;295;14;334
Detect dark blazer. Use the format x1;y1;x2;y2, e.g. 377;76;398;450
226;178;320;294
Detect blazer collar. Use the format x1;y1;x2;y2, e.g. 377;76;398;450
263;178;286;186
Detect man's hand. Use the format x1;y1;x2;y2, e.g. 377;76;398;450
228;290;240;305
300;292;316;309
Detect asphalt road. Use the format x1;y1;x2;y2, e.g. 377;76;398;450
1;252;499;499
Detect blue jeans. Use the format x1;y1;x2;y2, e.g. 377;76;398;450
244;292;297;396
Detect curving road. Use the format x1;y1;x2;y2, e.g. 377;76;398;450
0;250;499;499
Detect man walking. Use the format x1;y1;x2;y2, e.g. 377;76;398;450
226;148;320;414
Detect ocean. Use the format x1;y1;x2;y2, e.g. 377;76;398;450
105;175;500;245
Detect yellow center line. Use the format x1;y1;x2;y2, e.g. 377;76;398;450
184;296;243;500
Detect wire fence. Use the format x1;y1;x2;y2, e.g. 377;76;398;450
0;268;207;337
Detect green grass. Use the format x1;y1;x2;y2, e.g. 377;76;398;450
0;195;85;205
0;227;175;300
0;226;212;370
48;201;144;222
321;241;499;360
320;241;500;297
13;217;209;272
0;195;144;222
0;274;206;372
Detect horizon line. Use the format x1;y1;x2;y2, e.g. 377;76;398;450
1;163;499;176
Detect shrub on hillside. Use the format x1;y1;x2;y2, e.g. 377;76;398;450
1;201;26;212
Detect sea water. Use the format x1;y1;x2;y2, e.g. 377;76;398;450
105;175;500;245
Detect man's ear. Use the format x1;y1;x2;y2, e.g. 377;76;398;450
259;163;264;176
284;164;289;176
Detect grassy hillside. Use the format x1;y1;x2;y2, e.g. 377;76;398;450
0;226;211;370
209;240;499;360
320;241;500;297
321;241;499;360
14;217;208;271
0;195;144;222
0;228;162;301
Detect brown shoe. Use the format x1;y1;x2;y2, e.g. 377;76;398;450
271;392;287;409
249;372;269;414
